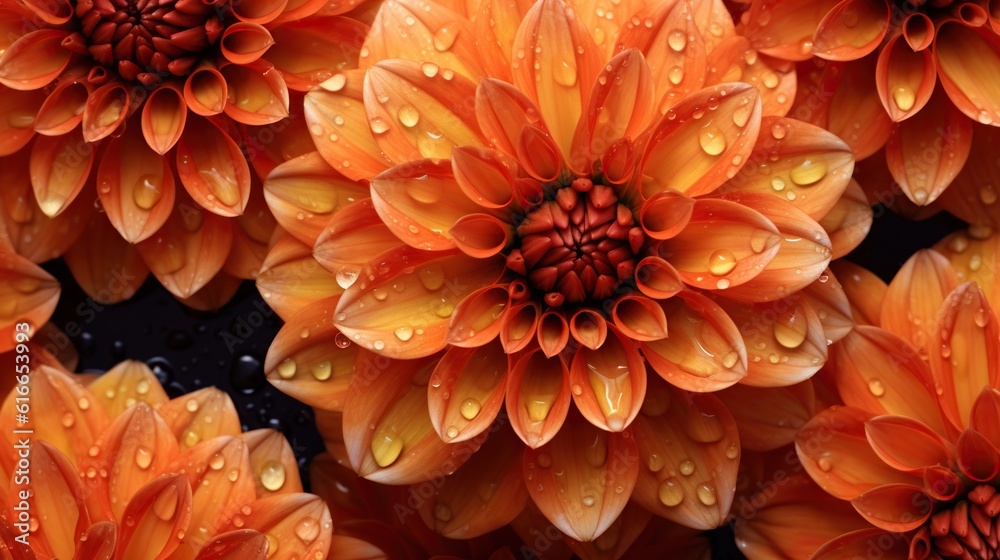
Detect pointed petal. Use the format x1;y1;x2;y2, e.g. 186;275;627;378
866;415;951;471
184;66;229;116
30;127;94;217
178;271;242;311
266;16;366;91
334;247;504;358
970;387;1000;450
304;70;392;182
565;502;651;560
33;77;88;136
157;387;242;451
716;380;814;452
881;249;959;355
524;409;639;541
703;37;796;117
741;0;840;61
826;57;894;160
820;179;872;259
720;116;855;221
0;251;60;353
255;233;341;320
570;326;646;431
73;521;116;560
241;429;304;496
631;379;739;530
220;23;274;65
193;529;268;560
499;301;540;353
342;350;484;483
415;426;528;539
98;122;176;243
640;83;761;198
313;198;403;284
223;183;274;280
475;78;549;160
812;0;888;61
223;494;332;560
451;146;516;209
427;340;507;442
956;428;999;481
177;116;252;217
510;0;603;160
935;21;1000;126
937;125;1000;227
450;213;512;258
87;360;169;420
220;61;289;125
135;190;233;299
360;0;485;80
796;406;917;500
264;295;355;411
931;228;1000;304
263;152;369;246
472;0;533;81
634;256;685;299
0;87;45;155
0;29;72;90
115;474;193;560
830;260;886;327
443;284;509;346
801;269;854;344
506;349;572;448
928;283;1000;431
142;82;187;155
610;295;667;341
27;442;90;560
81;81;129;142
851;483;932;532
831;326;946;434
875;35;935;122
642;290;747;392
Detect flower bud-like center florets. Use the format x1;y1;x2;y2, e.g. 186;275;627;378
506;178;645;307
74;0;224;83
922;484;1000;559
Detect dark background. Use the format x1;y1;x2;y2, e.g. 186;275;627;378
41;206;965;558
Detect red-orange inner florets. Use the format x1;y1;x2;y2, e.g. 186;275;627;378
505;178;645;307
918;484;1000;559
71;0;224;83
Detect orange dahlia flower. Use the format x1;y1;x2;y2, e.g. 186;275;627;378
258;0;874;542
737;0;1000;219
0;358;332;559
734;234;1000;559
0;0;375;307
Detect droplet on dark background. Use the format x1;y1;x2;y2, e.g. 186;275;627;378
231;355;264;394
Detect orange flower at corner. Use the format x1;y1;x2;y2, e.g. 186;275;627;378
260;0;873;544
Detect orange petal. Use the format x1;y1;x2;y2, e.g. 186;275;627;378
969;386;1000;450
0;251;60;351
219;61;289;125
98;122;176;243
536;309;569;357
568;309;607;351
830;260;886;327
263;151;369;246
135;190;233;299
711;192;832;302
642;290;747;392
446;284;508;346
193;529;268;560
370;159;485;252
360;0;486;80
880;249;959;355
86;360;169;420
427;341;507;443
265;15;366;91
142;82;187;155
81;81;129;142
812;0;888;61
475;77;549;160
157;388;242;451
510;0;603;160
630;379;739;530
640;83;761;198
811;528;910;560
565;502;652;560
334;247;504;359
313;198;403;285
851;483;932;532
115;474;193;560
928;282;1000;431
801;269;854;344
569;327;646;431
884;88;972;206
956;428;999;481
703;36;796;117
451;146;516;209
342;350;483;483
230;0;287;24
741;0;840;61
27;442;90;559
875;35;935;122
219;494;332;560
935;21;1000;126
220;23;274;65
634;256;685;299
866;415;951;471
32;77;87;136
30;126;94;217
241;429;304;496
825;57;894;160
472;0;532;81
610;295;667;341
264;295;354;411
796;406;917;500
176;116;252;217
716;380;814;452
303;69;392;182
638;190;695;241
184;66;229;116
73;521;116;560
820;179;872;259
718;295;828;387
505;349;572;448
720;116;855;221
659;197;780;291
450;213;511;258
0;29;72;90
255;233;341;321
0;87;44;155
415;426;528;539
937;125;1000;227
524;409;638;541
499;301;540;353
364;60;484;162
931;228;1000;304
179;272;243;311
223;182;274;280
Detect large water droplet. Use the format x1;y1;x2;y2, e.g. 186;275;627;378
868;379;885;397
658;478;684;506
398;105;420;128
294;517;320;544
153;484;179;521
892;86;915;112
371;425;404;467
698;127;727;156
433;24;458;51
276;359;297;379
773;308;807;349
707;249;737;276
667;29;687;51
460;397;481;420
696;483;717;506
789;159;827;186
133;174;163;210
259;460;286;491
135;446;153;469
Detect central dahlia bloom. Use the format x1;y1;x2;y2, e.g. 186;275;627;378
261;0;872;543
738;0;1000;220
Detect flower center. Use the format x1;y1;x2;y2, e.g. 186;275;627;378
74;0;224;83
506;178;644;307
921;484;1000;559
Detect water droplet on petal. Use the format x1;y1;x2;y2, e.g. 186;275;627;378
789;159;827;186
259;460;286;491
698;127;727;156
658;478;684;506
892;86;915;112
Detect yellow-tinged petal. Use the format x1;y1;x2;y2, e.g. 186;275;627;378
220;494;332;560
820;179;872;259
313;199;404;288
82;82;129;142
812;0;888;61
630;378;739;530
474;0;535;81
115;474;193;560
157;388;242;451
241;429;304;496
255;232;342;321
0;29;72;90
427;341;507;443
524;409;639;542
334;246;505;359
142;82;187;155
505;349;572;448
865;415;951;471
220;61;289;125
28;442;90;560
823;57;894;160
87;360;169;420
0;87;44;156
176;116;252;217
569;327;646;432
223;183;275;280
801;269;854;344
704;37;796;117
880;249;959;356
830;260;885;327
741;0;840;61
935;22;1000;126
30;126;94;217
875;34;935;122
